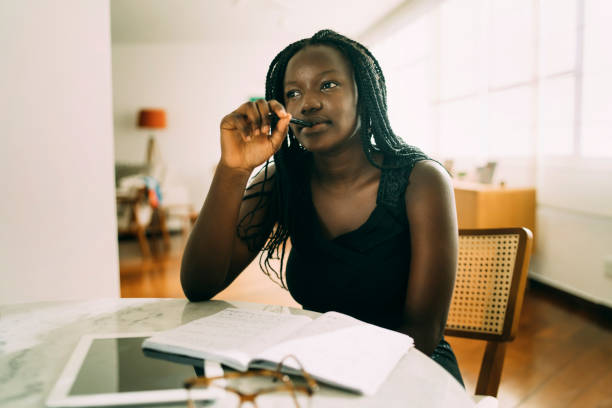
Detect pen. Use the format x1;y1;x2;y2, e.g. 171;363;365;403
289;117;314;127
268;112;313;128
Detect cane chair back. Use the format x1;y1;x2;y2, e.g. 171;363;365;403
446;227;533;397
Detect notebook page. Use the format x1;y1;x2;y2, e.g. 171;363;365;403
143;308;312;370
253;312;413;395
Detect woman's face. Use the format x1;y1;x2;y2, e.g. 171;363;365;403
283;45;360;153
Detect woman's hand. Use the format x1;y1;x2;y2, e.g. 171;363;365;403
219;99;291;173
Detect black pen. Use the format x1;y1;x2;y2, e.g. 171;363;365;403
269;112;313;128
289;117;314;127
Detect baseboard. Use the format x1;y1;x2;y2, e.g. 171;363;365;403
527;278;612;328
528;272;612;308
118;229;183;241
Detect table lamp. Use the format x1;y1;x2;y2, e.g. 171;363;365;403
138;108;167;166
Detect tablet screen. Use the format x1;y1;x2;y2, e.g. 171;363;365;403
69;336;200;395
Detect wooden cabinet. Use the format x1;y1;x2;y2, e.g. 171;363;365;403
453;181;536;240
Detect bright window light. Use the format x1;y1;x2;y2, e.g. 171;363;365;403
439;0;481;99
393;13;429;65
581;0;612;157
370;0;611;160
438;98;484;157
488;86;534;156
583;0;612;75
582;72;612;157
387;61;433;152
538;0;576;77
538;75;575;155
488;0;534;87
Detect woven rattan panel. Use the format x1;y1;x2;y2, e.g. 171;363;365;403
447;233;520;335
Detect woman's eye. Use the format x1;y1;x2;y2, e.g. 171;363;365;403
321;81;338;90
286;89;300;99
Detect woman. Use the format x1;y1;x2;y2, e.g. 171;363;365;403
181;30;463;385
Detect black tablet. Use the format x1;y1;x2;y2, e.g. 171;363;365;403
46;333;222;407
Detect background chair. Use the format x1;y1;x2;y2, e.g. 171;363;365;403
116;186;170;258
446;227;534;398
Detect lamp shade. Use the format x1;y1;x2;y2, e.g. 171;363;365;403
138;109;166;129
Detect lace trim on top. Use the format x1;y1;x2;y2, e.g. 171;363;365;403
377;151;430;219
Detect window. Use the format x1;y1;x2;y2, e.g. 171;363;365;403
375;14;434;152
488;0;534;88
581;0;612;157
488;86;533;157
370;0;612;159
439;0;481;100
538;0;576;77
538;76;575;156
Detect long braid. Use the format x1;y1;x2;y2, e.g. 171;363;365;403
237;29;427;288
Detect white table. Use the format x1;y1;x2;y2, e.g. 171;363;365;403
0;299;475;407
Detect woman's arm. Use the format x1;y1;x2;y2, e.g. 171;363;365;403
401;160;458;355
180;100;290;301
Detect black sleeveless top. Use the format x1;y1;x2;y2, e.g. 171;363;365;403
285;152;465;386
286;154;422;330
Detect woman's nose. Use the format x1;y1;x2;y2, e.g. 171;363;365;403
300;91;322;114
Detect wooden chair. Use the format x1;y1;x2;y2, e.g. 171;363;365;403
446;227;534;397
117;187;171;258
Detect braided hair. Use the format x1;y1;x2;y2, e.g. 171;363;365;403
238;29;426;288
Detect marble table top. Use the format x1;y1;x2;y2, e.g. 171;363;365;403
0;298;475;407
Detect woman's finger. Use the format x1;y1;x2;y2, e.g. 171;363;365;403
242;101;262;136
268;100;290;150
222;112;252;141
268;100;290;124
254;99;271;135
270;114;290;151
228;102;262;140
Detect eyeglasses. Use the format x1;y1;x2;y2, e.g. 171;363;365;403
184;354;319;408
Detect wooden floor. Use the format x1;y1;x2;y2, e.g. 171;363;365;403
119;234;612;408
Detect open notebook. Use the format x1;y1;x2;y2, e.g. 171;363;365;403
142;308;413;396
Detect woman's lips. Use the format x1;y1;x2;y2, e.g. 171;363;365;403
299;120;330;134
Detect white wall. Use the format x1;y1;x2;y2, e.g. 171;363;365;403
531;157;612;306
0;1;120;303
112;42;282;209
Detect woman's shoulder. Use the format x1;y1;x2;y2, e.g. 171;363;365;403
377;148;432;210
409;160;452;188
377;146;453;212
404;159;454;207
381;145;430;171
